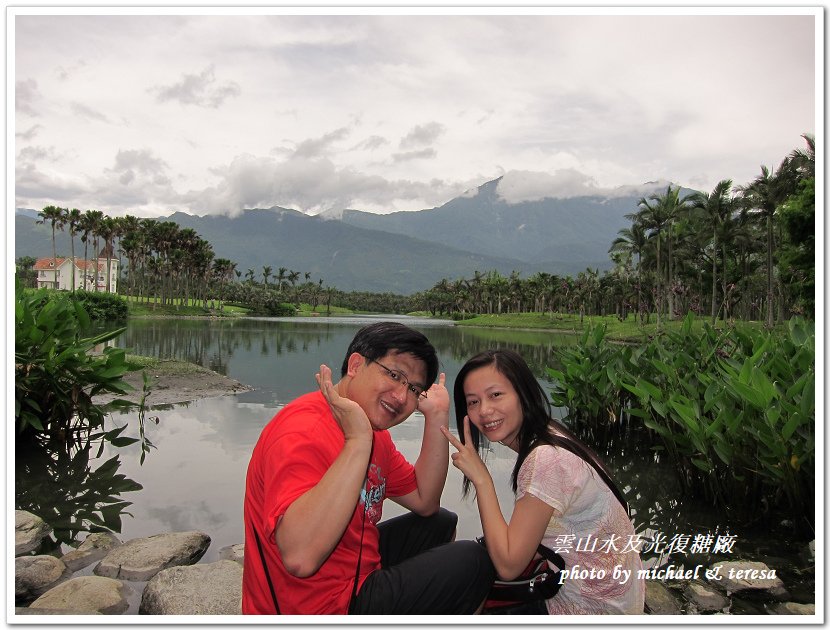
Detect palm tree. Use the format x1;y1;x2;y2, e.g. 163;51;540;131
262;266;272;288
630;185;690;326
212;258;236;311
276;267;287;293
610;221;648;323
117;215;141;298
81;210;104;291
628;196;667;326
288;270;301;306
78;211;95;290
153;221;180;306
687;180;734;323
658;185;691;319
65;208;82;292
98;216;117;293
738;162;796;328
788;132;815;179
37;206;66;289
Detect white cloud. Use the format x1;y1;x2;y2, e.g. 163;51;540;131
496;169;672;204
70;102;110;124
16;79;40;117
392;148;437;163
183;152;467;216
399;122;446;148
12;12;817;217
16;125;42;141
151;65;241;108
293;128;351;158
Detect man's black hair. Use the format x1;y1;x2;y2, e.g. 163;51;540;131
341;321;439;387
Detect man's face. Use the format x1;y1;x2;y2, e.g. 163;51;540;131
346;351;427;431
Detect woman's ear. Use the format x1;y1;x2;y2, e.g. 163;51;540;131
346;352;365;377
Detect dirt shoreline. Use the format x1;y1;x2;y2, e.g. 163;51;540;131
93;360;253;407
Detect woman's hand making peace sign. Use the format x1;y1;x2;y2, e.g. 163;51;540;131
440;416;493;489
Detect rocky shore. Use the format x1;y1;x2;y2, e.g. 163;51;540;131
92;358;253;407
14;510;816;617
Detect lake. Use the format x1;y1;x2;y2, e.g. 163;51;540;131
16;314;813;610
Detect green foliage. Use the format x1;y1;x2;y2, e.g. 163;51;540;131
777;177;815;317
549;314;814;530
548;324;634;428
15;282;134;442
15;256;38;288
73;290;129;321
16;440;143;546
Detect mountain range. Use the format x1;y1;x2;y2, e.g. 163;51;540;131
14;177;690;294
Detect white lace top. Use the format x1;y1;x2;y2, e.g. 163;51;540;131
517;445;645;614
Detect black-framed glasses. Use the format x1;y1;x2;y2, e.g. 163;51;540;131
372;360;428;401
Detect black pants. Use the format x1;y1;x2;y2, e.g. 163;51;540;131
349;508;495;615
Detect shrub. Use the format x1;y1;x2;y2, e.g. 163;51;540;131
72;290;129;321
15;282;133;444
548;313;815;530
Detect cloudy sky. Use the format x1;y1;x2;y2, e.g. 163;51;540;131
12;9;818;218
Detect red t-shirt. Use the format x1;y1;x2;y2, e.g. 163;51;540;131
242;391;418;614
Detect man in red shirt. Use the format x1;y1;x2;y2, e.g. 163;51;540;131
243;322;494;614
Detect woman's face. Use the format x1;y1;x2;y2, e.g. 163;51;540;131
462;364;523;451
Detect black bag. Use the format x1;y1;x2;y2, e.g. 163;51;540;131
477;537;565;611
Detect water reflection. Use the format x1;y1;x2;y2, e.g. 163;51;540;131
113;317;570;407
15;438;143;548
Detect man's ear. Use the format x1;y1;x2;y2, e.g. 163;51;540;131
346;352;365;377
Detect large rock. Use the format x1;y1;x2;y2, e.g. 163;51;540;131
683;580;730;613
61;532;122;572
139;560;242;615
218;543;244;565
15;607;102;615
15;555;71;603
15;511;52;556
707;561;789;601
94;531;211;581
29;576;132;614
769;602;816;615
645;580;683;614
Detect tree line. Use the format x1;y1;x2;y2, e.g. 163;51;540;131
413;134;815;327
23;208;326;315
21;133;813;325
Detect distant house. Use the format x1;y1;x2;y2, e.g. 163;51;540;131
33;255;118;293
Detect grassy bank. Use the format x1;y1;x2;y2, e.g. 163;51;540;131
450;312;768;341
124;296;355;318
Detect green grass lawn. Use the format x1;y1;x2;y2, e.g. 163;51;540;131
125;296;251;317
452;312;767;341
125;295;357;318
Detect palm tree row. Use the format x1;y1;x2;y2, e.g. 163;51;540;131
37;207;115;292
415;134;814;327
34;208;229;310
411;269;604;321
33;206;334;314
617;133;814;328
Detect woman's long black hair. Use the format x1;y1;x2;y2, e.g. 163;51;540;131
453;349;628;512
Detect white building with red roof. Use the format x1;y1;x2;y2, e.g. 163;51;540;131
33;256;118;293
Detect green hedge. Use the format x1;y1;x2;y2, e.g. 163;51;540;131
72;290;128;321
